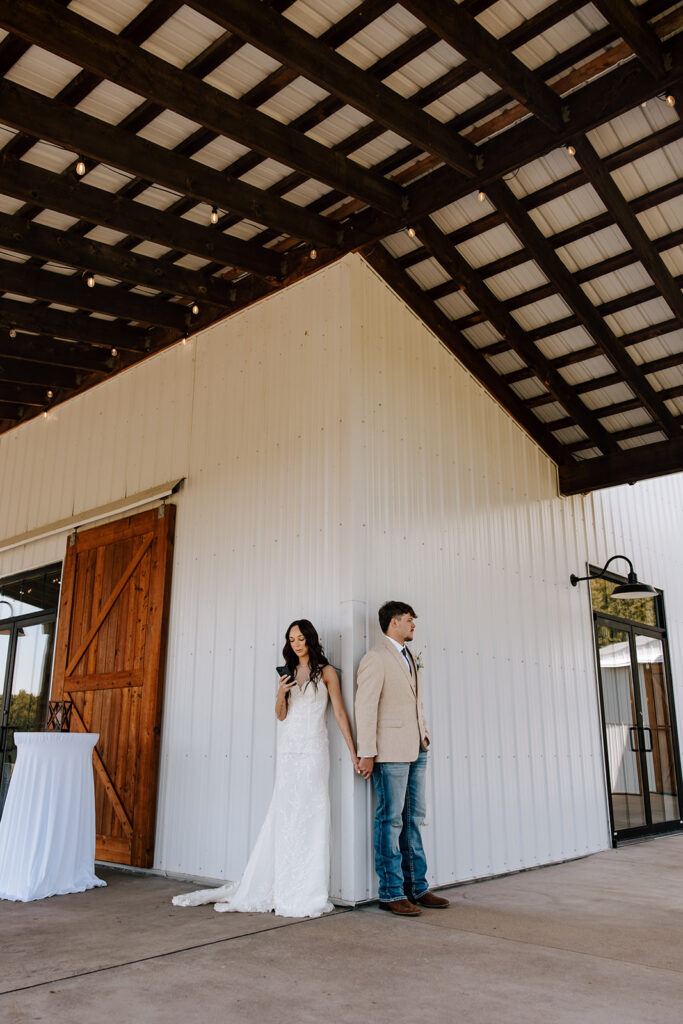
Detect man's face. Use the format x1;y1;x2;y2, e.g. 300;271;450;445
392;613;416;644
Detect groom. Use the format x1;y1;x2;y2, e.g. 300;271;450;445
355;601;449;916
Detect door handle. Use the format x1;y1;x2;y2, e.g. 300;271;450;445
641;727;653;753
629;726;640;752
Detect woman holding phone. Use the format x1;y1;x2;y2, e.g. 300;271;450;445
173;619;359;918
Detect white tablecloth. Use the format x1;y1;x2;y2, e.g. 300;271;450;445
0;732;107;901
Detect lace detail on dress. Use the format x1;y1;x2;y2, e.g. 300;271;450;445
173;681;333;918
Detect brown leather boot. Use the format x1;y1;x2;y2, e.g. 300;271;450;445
378;899;422;916
411;891;450;909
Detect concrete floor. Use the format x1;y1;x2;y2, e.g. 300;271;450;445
3;834;682;1024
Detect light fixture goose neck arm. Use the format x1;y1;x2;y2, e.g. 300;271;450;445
570;555;635;587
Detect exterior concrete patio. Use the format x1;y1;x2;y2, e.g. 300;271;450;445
3;833;682;1024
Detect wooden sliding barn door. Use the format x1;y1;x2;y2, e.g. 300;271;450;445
51;505;175;867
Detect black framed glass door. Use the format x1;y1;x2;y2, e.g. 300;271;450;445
0;564;61;816
595;616;682;842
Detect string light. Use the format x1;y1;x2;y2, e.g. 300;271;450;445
310;248;318;260
75;159;86;176
210;206;219;224
191;303;199;315
9;328;16;339
665;94;676;107
83;271;95;288
407;227;416;238
566;144;576;156
110;348;117;357
477;190;486;203
46;390;53;400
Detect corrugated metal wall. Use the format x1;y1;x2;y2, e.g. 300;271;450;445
0;255;681;902
347;256;683;898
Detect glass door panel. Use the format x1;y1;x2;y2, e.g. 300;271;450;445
634;634;679;825
0;619;56;817
596;624;647;831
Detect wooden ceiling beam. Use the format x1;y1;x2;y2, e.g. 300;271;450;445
427;224;683;311
0;379;62;408
0;299;149;352
0;154;278;284
593;0;671;77
406;27;683;220
0;261;190;331
0;330;115;373
0;353;85;390
415;220;620;454
571;136;683;323
401;0;565;132
187;0;479;179
0;0;403;218
364;244;568;465
486;179;681;439
0;212;235;308
557;436;683;491
502;317;681;384
0;79;343;253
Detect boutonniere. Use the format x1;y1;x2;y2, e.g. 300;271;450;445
414;652;424;671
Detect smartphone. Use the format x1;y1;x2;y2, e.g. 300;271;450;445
276;666;290;677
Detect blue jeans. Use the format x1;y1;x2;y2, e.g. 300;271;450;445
372;750;429;902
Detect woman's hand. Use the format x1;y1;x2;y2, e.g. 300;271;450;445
277;675;296;696
351;752;361;774
275;675;296;720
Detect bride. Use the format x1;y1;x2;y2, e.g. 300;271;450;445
173;619;359;918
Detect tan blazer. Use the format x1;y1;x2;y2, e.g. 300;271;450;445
355;636;430;763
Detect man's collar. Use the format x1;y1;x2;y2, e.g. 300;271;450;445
385;634;405;653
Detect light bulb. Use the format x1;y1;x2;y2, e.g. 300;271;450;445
85;272;95;288
566;144;576;156
191;303;199;316
46;390;53;400
477;190;486;203
310;248;318;260
407;227;416;239
9;328;16;339
665;94;675;107
75;159;86;176
111;348;117;357
210;206;219;225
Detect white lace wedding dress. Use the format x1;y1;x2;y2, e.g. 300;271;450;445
173;680;333;918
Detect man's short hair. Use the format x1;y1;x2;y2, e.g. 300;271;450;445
379;601;417;634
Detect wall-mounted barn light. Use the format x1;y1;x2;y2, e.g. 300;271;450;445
570;555;657;599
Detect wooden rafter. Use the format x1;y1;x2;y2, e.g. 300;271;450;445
485;179;682;440
0;0;403;218
0;262;189;331
188;0;479;178
401;0;565;132
0;78;343;254
415;219;620;455
571;136;683;324
0;299;149;352
0;213;236;308
406;25;683;221
592;0;671;77
559;438;683;494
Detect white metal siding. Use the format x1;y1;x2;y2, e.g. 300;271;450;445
347;256;683;898
0;255;682;904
